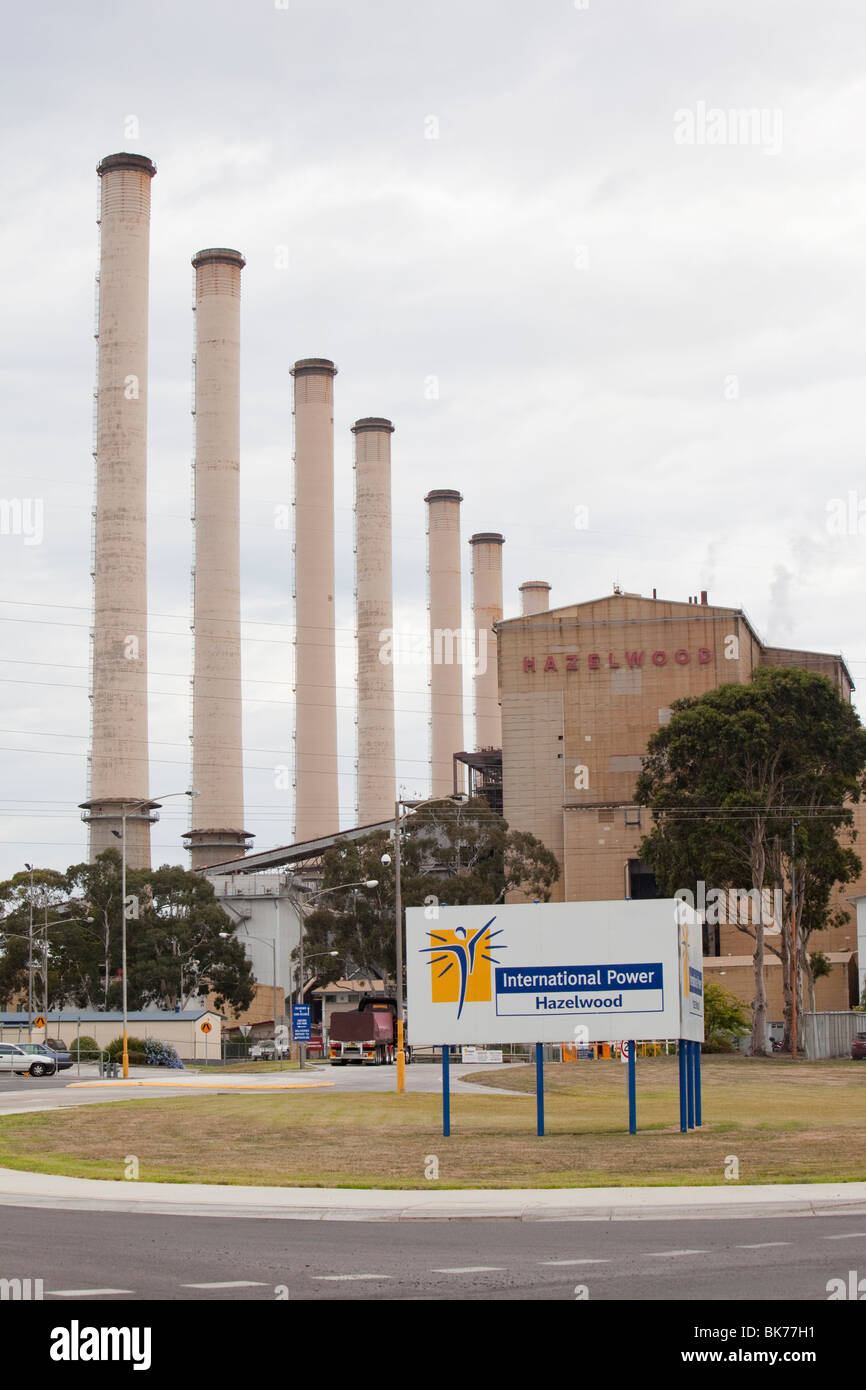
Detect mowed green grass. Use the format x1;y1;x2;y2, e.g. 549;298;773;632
0;1056;862;1189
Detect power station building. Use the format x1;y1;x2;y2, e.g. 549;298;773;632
496;589;862;1011
75;150;861;1029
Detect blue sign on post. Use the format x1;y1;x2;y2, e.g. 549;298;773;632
292;1005;311;1042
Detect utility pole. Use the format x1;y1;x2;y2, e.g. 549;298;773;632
790;818;799;1058
393;799;405;1092
24;863;33;1041
42;897;48;1014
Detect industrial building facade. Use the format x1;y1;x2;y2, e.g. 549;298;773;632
497;591;862;1011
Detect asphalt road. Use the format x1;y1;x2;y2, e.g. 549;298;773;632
0;1061;513;1116
1;1207;864;1301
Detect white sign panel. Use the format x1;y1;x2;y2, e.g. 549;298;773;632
406;899;703;1046
679;906;705;1043
461;1047;504;1064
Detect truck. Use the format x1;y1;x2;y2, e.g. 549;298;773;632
328;996;409;1066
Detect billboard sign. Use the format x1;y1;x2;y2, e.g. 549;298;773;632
406;899;703;1046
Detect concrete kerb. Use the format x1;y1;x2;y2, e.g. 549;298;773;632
0;1166;863;1223
67;1077;334;1092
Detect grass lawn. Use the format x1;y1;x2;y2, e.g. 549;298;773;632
186;1060;302;1074
0;1056;862;1190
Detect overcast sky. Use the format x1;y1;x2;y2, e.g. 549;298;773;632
2;0;866;878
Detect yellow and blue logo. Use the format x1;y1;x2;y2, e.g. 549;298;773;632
420;916;506;1019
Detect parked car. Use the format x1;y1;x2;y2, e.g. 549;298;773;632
0;1042;57;1077
851;1032;866;1061
22;1042;73;1071
249;1038;290;1061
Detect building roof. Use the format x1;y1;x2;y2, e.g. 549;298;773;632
202;818;395;875
496;592;854;691
0;1009;223;1024
312;978;386;997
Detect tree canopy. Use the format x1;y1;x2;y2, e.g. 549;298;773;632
635;666;866;1054
0;852;255;1017
298;797;559;988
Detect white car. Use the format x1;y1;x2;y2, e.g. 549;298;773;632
249;1038;290;1060
0;1042;57;1077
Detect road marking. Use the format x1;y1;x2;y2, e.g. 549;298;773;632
736;1242;791;1250
821;1233;866;1240
48;1288;134;1297
431;1266;507;1274
539;1259;611;1266
312;1274;393;1282
182;1281;268;1289
645;1250;708;1258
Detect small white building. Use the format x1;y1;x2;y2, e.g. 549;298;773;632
0;1010;224;1062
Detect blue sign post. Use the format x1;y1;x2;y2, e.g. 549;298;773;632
441;1045;451;1137
627;1040;637;1135
535;1043;545;1137
292;1005;311;1042
686;1040;695;1130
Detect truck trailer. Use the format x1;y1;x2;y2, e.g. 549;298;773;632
328;996;408;1066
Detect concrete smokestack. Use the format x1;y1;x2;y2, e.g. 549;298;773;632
425;489;464;796
353;418;396;824
292;358;339;839
183;249;253;869
519;580;551;616
81;153;157;869
470;533;504;749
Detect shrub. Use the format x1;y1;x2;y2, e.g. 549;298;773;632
69;1034;99;1058
106;1035;147;1060
703;982;751;1052
144;1038;184;1069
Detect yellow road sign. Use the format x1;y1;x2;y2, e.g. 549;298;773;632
34;1016;46;1029
200;1021;212;1034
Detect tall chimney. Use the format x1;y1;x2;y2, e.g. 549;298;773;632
519;580;551;616
292;358;339;840
183;249;252;869
469;533;504;750
353;417;396;824
425;489;464;796
81;153;157;869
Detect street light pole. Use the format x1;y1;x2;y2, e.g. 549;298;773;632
120;805;128;1077
791;817;799;1059
24;863;34;1042
393;799;405;1092
42;898;48;1015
